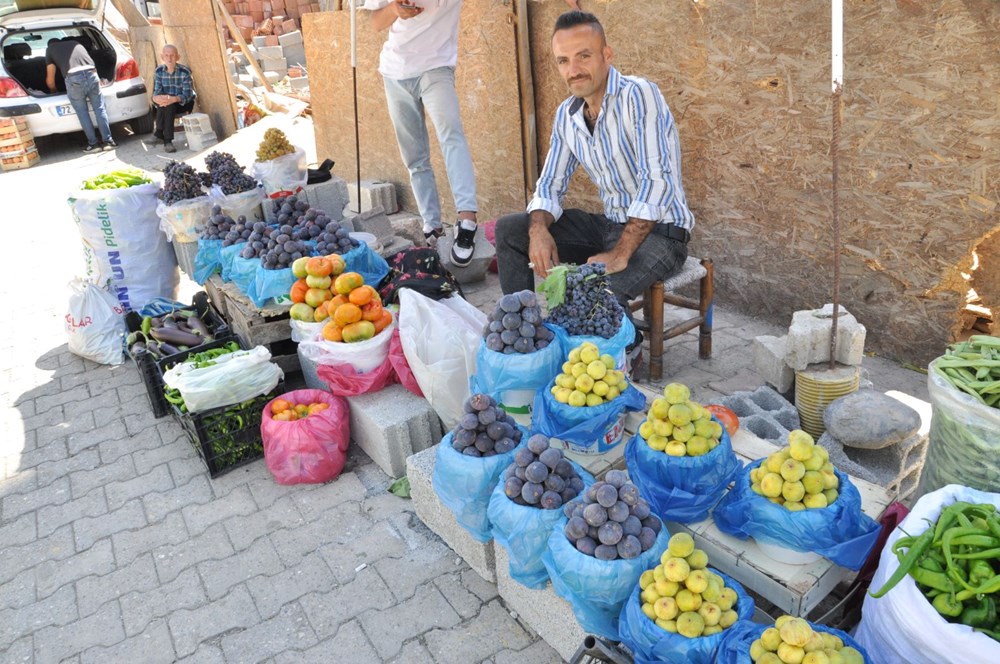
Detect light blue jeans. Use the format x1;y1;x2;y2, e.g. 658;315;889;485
383;66;477;232
65;70;112;146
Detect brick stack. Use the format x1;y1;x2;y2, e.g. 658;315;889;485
222;0;322;46
0;117;39;171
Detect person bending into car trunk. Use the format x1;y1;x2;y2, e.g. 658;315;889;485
145;44;194;154
45;37;115;153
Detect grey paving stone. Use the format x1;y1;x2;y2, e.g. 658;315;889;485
154;524;235;584
361;491;413;522
112;510;189;567
204;459;273;499
0;568;35;612
76;553;158;618
435;571;486;619
36;387;91;414
493;638;571;664
98;428;164;465
198;535;283;601
425;599;534;664
120;567;207;637
317;518;408;584
135;432;197;476
298;566;395;638
15;438;69;472
182;484;257;536
36;537;115;599
176;644;226;664
79;618;176;664
274;620;380;664
0;585;78;653
271;504;374;568
69;453;136;498
462;568;500;603
168;585;260;658
105;464;174;511
35;449;100;489
167;453;209;486
86;367;143;398
373;538;464;602
0;467;37;502
221;601;318;662
247;552;336;619
290;471;366;520
0;524;75;585
388;639;437;664
143;473;214;524
0;510;36;547
37;486;107;537
245;475;312;510
359;582;462;660
22;405;68;433
33;420;73;448
33;596;124;663
224;495;305;552
0;635;33;664
67;419;130;456
74;498;147;551
708;368;769;396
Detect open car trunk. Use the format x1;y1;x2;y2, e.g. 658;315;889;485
1;24;116;95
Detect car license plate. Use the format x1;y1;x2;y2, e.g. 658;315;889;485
55;104;75;117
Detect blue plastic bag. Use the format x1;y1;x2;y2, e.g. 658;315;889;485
713;459;880;570
247;265;295;307
193;238;224;285
618;568;755;664
343;242;389;289
431;426;527;543
219;242;246;282
229;255;262;298
471;324;563;397
551;313;635;368
488;461;594;589
137;298;188;317
532;378;646;454
541;518;670;639
715;618;872;663
625;422;742;524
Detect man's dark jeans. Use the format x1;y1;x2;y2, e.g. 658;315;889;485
153;99;195;143
495;209;688;308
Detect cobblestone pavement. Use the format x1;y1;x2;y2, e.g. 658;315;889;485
1;122;929;663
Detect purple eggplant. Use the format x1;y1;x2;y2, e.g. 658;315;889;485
150;326;203;347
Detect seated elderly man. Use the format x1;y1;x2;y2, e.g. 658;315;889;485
144;44;195;154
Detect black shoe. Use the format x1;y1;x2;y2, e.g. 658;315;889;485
102;141;118;151
164;141;177;154
82;144;100;154
423;227;443;240
450;220;477;267
143;136;163;146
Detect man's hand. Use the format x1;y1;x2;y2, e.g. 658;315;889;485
152;94;174;107
587;251;628;274
528;211;559;279
588;218;656;274
392;0;423;20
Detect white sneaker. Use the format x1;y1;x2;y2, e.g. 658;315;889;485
450;219;477;267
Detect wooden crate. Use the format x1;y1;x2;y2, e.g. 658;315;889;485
1;148;39;171
207;275;300;374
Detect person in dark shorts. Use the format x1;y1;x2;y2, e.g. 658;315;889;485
45;37;116;152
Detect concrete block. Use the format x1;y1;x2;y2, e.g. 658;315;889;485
348;384;443;479
348;179;398;215
721;386;800;444
278;30;304;47
494;546;586;662
282;43;307;67
818;427;928;501
785;304;866;371
753;335;795;393
406;446;496;583
186;132;218;151
302;176;348;221
388;211;426;247
252;36;269;48
238;73;254;86
289;75;309;90
257;45;284;60
351;207;394;244
249;68;282;85
437;226;496;285
378;236;415;259
262;56;287;72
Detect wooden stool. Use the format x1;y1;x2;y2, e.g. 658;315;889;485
629;257;714;380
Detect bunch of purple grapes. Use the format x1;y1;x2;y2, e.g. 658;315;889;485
548;263;624;338
158;161;206;205
205;151;259;195
451;394;522;457
484;290;556;354
502;434;584;510
562;470;660;560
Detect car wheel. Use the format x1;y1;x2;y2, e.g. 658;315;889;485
130;109;155;134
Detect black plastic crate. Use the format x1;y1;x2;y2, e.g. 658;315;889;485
126;292;231;418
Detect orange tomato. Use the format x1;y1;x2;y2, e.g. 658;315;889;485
373;309;393;334
305;256;333;277
333;302;363;328
289;278;309;304
361;300;383;322
705;405;740;436
273;410;293;422
294;403;309;417
314;301;331;322
307;402;329;415
333;271;364;295
349;285;377;306
322;320;343;342
326;254;347;276
271;398;292;414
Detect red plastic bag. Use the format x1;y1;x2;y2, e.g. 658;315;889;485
317;358;396;397
388;328;423;397
261;389;350;485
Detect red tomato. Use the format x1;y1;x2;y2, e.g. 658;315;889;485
705;404;739;436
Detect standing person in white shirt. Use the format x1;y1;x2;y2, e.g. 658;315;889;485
364;0;577;267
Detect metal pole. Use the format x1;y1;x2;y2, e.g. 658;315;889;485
351;0;362;212
829;0;843;370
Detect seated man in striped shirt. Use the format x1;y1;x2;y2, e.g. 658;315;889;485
144;44;195;154
495;10;694;356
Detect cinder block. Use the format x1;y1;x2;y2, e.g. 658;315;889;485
252;35;269;48
818;427;928;500
351;207;394;244
257;45;284;60
302;176;347;220
249;68;282;85
785;304;866;371
180;113;214;135
753;335;795;393
347;179;398;215
494;546;586;662
378;235;414;259
282;43;306;67
720;386;800;444
238;73;254;86
388;211;425;247
186;131;218;152
407;446;496;583
278;30;303;47
289;75;309;90
348;384;443;479
437;226;496;285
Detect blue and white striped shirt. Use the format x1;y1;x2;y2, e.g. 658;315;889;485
528;66;695;230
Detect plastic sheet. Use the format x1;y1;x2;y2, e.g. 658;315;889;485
156;196;212;243
229;255;262;297
247;264;295;307
541;519;670;639
388;327;422;397
855;484;1000;664
261;389;350;485
210;185;265;224
532;378;646;453
618;568;754;664
193;238;224;285
713;459;880;570
299;320;396;374
551;313;636;369
470;323;563;398
432;427;527;542
252;147;307;198
716;618;871;664
488;462;595;589
162;346;283;413
219;242;245;282
625;423;742;523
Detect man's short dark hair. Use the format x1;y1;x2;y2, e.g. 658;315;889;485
553;10;605;41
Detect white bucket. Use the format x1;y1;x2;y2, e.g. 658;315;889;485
498;388;535;427
756;539;824;566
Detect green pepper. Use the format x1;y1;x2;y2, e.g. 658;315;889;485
870;528;936;598
932;593;964;617
919;556;946;573
961;596;995;628
969;560;996;586
910;567;956;593
141;316;153;336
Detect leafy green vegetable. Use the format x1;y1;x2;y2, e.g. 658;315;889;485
537;264;568;309
388;477;411;499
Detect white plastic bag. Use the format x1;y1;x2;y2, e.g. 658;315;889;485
156;195;212;243
252;147;307;198
289;319;325;343
297;319;397;373
209;185;265;224
856;484;1000;664
68;183;179;311
65;279;126;365
398;289;487;430
162;346;283;413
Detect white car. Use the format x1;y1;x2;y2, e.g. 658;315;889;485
0;0;152;139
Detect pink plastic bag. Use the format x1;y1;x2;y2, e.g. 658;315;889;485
388;328;423;397
317;358;396;397
261;389;350;485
